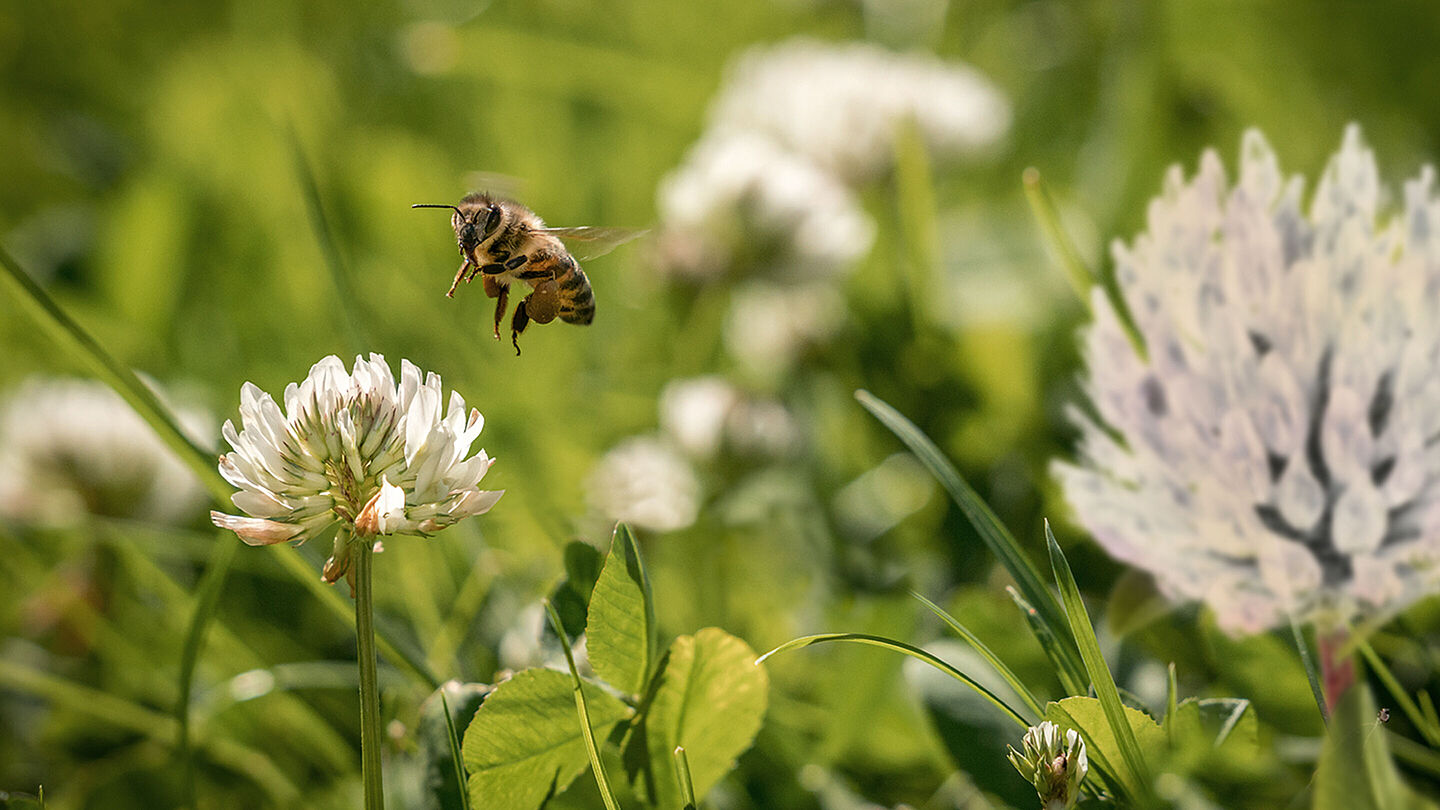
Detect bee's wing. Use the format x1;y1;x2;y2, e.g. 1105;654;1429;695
537;226;648;261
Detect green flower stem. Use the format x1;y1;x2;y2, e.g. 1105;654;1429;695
355;538;385;810
1357;638;1440;747
673;746;698;810
543;600;623;810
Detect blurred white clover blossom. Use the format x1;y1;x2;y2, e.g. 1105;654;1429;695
659;376;800;461
585;436;700;533
1007;720;1087;810
724;280;847;384
1055;126;1440;634
210;354;501;585
656;132;875;281
0;376;210;525
708;38;1010;180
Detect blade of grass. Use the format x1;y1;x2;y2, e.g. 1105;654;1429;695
1163;662;1179;746
440;690;474;810
757;633;1029;729
673;746;698;810
1045;520;1152;802
289;129;367;355
1357;638;1440;747
1290;617;1328;726
543;600;623;810
176;532;240;805
0;658;299;803
1005;586;1086;696
1021;167;1147;360
1021;167;1096;301
910;591;1043;720
1213;699;1250;748
855;390;1087;688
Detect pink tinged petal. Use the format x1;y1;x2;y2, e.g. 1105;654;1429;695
210;511;304;546
1252;354;1307;456
1332;479;1387;554
1219;409;1271;498
1321;386;1373;484
1275;459;1324;533
355;479;407;537
449;488;504;519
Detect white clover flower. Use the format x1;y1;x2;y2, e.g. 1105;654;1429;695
1007;721;1087;810
586;436;700;533
659;376;799;461
708;38;1010;180
724;280;846;383
210;354;501;585
0;377;210;525
1055;126;1440;634
656;132;875;281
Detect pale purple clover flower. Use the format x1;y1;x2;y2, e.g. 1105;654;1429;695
210;354;501;585
1056;126;1440;634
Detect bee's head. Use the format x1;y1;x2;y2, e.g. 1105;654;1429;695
413;198;502;254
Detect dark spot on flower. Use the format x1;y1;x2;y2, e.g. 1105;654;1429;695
1369;371;1395;437
1248;330;1272;356
1141;377;1167;417
1267;452;1288;482
1372;456;1396;487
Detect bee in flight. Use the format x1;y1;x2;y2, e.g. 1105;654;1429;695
413;194;643;355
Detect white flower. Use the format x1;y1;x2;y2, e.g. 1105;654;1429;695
210;354;501;584
1055;126;1440;634
1007;721;1088;810
724;280;846;383
708;38;1010;180
656;132;875;281
586;437;700;533
659;376;800;460
0;376;210;525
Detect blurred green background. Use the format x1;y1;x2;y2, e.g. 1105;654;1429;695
5;0;1440;807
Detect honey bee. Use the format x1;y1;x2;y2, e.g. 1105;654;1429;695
413;194;643;354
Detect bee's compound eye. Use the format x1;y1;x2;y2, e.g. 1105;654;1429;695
484;205;502;236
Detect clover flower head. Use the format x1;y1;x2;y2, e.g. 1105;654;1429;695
1056;126;1440;633
210;354;501;585
724;280;846;383
709;37;1010;179
586;437;700;533
659;376;799;461
0;376;210;525
1007;721;1088;810
656;131;875;281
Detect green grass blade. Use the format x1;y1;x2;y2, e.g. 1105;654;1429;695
855;390;1087;687
289;130;368;355
1357;638;1440;747
1163;662;1179;746
910;590;1044;720
440;690;474;810
543;600;623;810
1005;586;1086;696
1021;167;1096;301
673;746;698;810
1045;521;1152;802
758;633;1029;729
1290;617;1329;726
176;531;240;805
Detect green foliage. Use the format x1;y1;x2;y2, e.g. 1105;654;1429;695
461;669;632;810
418;682;488;810
461;527;768;810
1313;686;1438;810
642;628;769;809
587;525;658;697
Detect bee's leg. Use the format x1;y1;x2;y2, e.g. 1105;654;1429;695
488;281;509;341
446;260;471;298
511;299;530;356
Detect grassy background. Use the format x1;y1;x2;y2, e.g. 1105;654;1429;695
4;0;1440;807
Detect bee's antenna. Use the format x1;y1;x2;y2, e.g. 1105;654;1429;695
412;204;462;213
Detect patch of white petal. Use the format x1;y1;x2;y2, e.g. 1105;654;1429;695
211;354;500;548
659;376;799;461
0;377;210;525
656;132;875;281
586;437;700;533
708;37;1011;180
1055;126;1440;633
